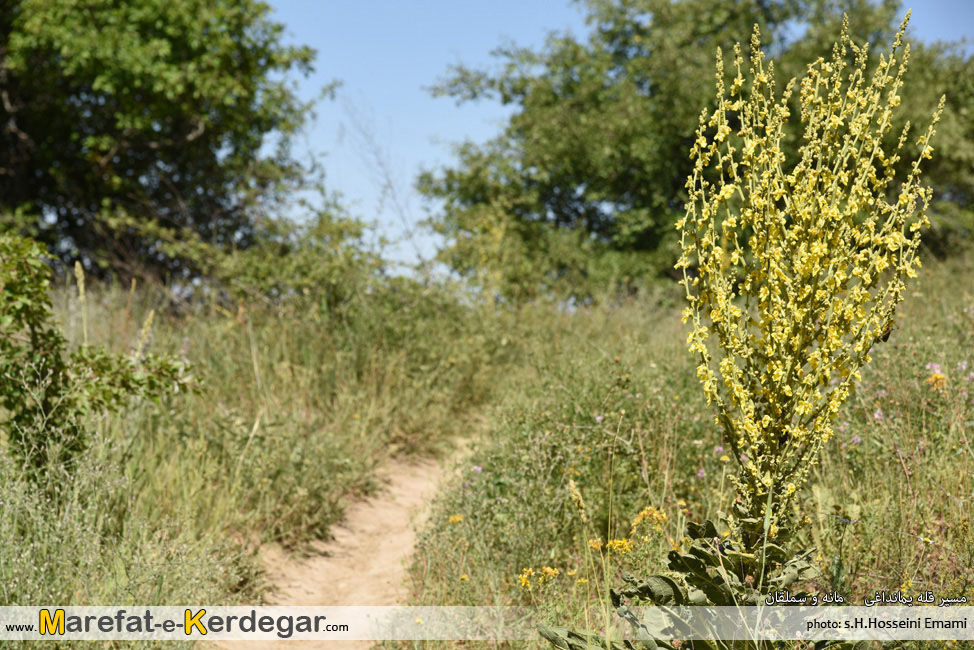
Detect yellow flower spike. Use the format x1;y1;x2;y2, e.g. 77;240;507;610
678;14;938;525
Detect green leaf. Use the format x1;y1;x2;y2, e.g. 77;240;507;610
666;551;709;578
625;575;687;606
687;544;721;567
686;520;719;540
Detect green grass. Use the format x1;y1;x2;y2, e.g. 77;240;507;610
0;272;517;648
43;275;510;546
1;250;971;650
395;252;974;649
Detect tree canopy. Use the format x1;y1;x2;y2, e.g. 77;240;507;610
0;0;327;280
420;0;973;299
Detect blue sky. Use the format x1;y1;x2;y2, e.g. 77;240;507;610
269;1;973;267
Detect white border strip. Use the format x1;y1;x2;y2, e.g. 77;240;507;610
0;606;971;641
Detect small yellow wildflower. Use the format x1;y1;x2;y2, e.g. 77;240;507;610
926;372;946;391
576;578;588;584
518;568;534;588
630;506;668;534
448;514;464;524
588;538;602;551
606;538;634;554
459;574;469;582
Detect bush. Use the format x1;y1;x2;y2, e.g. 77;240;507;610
0;234;194;469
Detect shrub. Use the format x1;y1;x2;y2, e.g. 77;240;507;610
0;233;194;469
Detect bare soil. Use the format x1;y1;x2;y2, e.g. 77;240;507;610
215;454;453;649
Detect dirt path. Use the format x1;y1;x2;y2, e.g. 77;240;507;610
216;453;455;649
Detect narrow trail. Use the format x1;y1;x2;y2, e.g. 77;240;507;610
216;451;458;649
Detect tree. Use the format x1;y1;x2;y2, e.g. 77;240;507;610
421;0;972;299
0;0;327;280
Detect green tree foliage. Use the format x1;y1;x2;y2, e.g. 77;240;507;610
0;0;325;280
421;0;973;299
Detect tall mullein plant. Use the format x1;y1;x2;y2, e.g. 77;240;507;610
676;14;943;544
539;18;945;649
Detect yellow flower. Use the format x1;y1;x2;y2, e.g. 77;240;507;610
677;15;939;522
630;506;668;534
606;538;634;555
926;372;946;391
460;574;469;582
588;538;602;551
448;514;464;524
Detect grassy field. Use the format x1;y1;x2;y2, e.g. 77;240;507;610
396;252;974;649
0;249;971;649
1;273;514;624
